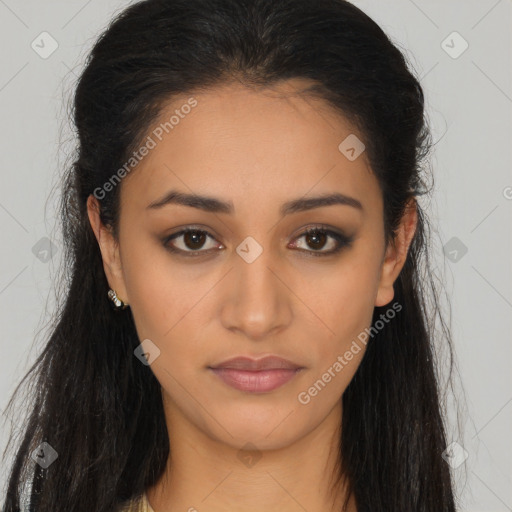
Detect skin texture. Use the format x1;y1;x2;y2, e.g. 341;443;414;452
87;79;417;512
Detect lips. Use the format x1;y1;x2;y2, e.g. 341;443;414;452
208;356;304;393
209;355;303;371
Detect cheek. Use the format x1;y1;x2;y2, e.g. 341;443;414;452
122;244;216;378
120;240;182;339
313;257;381;353
301;274;374;405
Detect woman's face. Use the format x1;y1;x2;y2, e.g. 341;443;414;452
88;78;415;450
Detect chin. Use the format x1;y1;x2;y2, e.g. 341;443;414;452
201;405;309;449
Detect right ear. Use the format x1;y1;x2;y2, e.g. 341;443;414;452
86;194;130;303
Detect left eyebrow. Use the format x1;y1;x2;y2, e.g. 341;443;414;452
280;193;363;215
146;189;363;216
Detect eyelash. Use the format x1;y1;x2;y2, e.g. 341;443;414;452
162;225;354;258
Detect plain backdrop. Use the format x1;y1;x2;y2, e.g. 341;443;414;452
0;0;511;510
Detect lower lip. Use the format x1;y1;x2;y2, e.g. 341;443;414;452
209;368;302;393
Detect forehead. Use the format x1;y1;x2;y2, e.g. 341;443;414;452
119;79;380;218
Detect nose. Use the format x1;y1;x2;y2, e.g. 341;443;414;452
219;244;293;341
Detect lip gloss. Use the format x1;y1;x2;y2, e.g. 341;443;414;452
209;368;302;392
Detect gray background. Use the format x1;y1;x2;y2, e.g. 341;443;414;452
0;0;510;510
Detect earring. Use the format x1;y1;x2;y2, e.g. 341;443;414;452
108;288;129;310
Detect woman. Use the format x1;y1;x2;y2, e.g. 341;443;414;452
1;0;458;510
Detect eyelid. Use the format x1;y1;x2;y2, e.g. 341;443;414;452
162;224;354;257
163;225;223;256
289;225;354;257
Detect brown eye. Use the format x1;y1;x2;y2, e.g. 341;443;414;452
291;226;354;257
305;229;328;250
164;228;221;256
163;225;353;258
182;230;207;250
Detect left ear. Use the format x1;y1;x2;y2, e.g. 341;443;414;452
374;197;418;307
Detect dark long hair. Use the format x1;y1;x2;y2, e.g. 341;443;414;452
1;0;460;510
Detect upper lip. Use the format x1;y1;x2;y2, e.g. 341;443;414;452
209;355;303;371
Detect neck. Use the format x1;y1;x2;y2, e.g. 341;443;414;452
146;395;356;512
